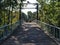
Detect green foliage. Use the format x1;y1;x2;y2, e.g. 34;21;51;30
38;0;60;27
27;11;37;22
0;0;21;38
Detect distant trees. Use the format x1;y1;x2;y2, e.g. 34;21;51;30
27;11;37;22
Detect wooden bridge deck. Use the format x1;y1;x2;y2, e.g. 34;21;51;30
1;22;58;45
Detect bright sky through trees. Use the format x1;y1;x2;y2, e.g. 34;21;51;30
21;0;38;15
21;0;50;15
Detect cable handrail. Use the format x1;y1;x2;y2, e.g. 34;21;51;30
39;21;60;29
35;20;60;30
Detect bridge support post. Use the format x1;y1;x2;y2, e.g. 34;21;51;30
37;3;38;20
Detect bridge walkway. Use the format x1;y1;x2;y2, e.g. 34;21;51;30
1;22;58;45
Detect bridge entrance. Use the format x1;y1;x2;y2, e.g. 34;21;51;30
20;3;39;22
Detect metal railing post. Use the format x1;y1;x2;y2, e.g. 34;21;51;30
59;29;60;38
19;3;21;26
37;3;38;20
4;0;7;37
55;28;57;38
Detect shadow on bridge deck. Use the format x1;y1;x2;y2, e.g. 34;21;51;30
1;22;58;45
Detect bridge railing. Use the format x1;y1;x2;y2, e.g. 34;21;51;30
34;20;60;41
0;21;19;41
0;7;20;43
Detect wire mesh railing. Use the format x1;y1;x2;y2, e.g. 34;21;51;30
34;20;60;41
0;21;19;40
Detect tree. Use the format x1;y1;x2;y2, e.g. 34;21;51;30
37;0;60;27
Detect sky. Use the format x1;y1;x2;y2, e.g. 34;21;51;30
21;0;38;15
